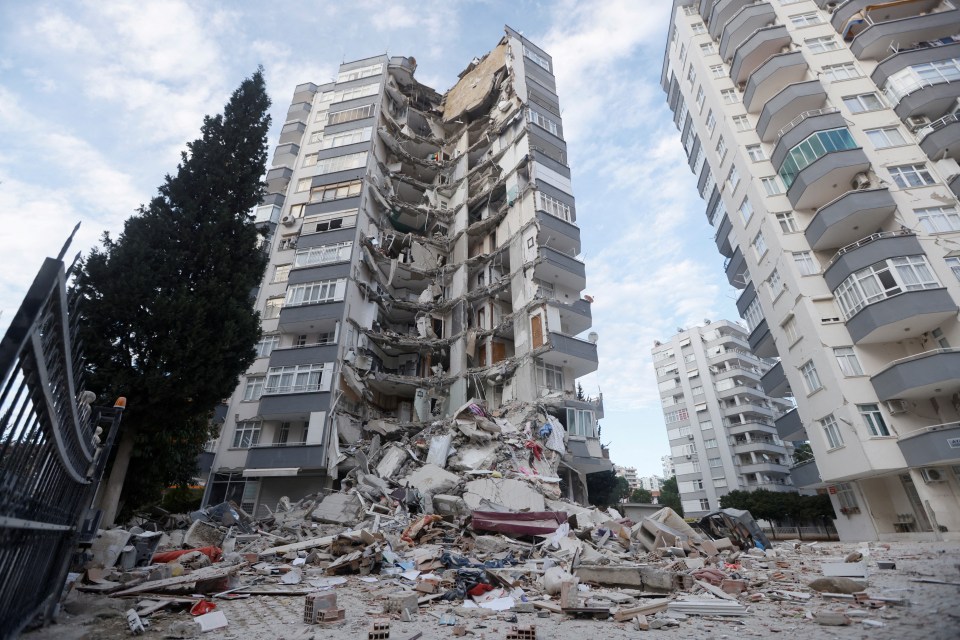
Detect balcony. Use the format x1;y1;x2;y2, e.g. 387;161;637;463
870;348;960;400
805;188;897;251
848;8;960;60
757;81;828;142
739;461;790;475
871;41;960;91
897;421;960;466
727;420;778;438
775;408;806;442
265;167;293;195
272;143;300;169
789;459;822;489
724;246;749;289
749;318;777;358
534;246;586;293
292;82;319;105
723;402;775;419
824;230;922;290
715;214;734;258
918;113;960;162
279;121;307;146
268;344;340;368
536;210;581;256
278;301;346;335
736;281;756;318
547;298;592;336
719;2;777;61
744;51;809;114
286;101;312;124
540;332;599;379
761;360;791;398
708;0;754;38
845;288;957;344
259;392;332;421
246;443;326;470
730;25;792;85
733;440;788;457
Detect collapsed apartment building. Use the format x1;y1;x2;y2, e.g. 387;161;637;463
202;27;611;516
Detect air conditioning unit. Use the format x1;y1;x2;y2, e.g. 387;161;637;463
920;467;945;483
851;172;871;190
906;115;932;131
826;1;838;13
885;399;908;414
281;214;296;226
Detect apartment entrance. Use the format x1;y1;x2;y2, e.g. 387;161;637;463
898;474;933;532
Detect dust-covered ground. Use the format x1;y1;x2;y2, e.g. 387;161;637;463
23;540;960;640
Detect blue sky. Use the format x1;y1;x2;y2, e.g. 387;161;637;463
0;0;741;478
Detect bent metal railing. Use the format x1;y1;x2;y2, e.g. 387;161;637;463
0;227;124;638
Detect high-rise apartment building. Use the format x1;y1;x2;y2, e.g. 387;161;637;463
202;27;608;515
662;454;676;479
653;321;795;516
662;1;960;540
615;465;642;489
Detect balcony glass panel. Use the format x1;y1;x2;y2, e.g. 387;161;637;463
778;128;858;189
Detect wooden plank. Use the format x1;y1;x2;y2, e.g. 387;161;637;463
532;600;563;613
258;535;336;556
112;564;244;597
612;597;673;622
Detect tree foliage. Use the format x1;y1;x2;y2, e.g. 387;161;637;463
792;442;814;463
74;69;272;513
587;471;631;507
720;489;835;524
659;475;683;516
630;487;653;503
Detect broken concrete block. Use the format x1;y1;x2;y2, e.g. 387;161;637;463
88;529;132;569
462;478;545;511
574;565;677;592
311;493;362;525
822;561;867;578
426;434;453;467
433;494;469;518
813;611;851;626
807;577;867;594
383;591;419;614
376;445;407;479
402;464;460;495
721;579;746;594
183;520;225;549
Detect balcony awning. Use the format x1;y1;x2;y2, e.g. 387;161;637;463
243;467;301;477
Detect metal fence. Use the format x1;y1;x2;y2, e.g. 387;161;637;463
0;234;124;638
763;524;839;541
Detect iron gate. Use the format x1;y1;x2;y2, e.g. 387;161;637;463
0;232;124;638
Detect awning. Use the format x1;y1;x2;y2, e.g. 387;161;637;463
242;467;300;477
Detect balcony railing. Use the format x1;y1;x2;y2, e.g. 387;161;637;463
826;228;915;268
916;111;960;141
777;107;839;140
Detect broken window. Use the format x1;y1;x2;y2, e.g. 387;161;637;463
566;408;595;437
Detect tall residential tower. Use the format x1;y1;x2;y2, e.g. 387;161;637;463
662;1;960;540
203;28;608;515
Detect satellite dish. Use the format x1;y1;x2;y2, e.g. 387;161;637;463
588;332;599;344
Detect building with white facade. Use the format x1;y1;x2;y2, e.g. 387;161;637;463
202;27;610;515
653;321;795;516
662;1;960;540
638;475;665;493
615;465;641;489
662;454;676;479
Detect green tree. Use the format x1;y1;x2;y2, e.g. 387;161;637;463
792;442;814;463
587;470;630;507
630;487;653;503
75;69;271;523
659;475;683;516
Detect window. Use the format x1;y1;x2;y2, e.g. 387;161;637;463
746;144;765;162
303;153;319;167
705;438;718;449
932;327;951;348
710;64;725;78
916;206;960;233
790;11;824;27
523;45;551;71
687;64;697;87
265;363;331;394
715;136;727;162
314;109;329;123
805;35;840;53
255;334;280;358
946;256;960;281
336;62;383;83
309;180;362;203
536;361;564;390
768;268;784;298
732;114;750;131
778;128;858;188
302;209;359;234
858;404;891;436
739;197;754;223
294;242;353;267
680;44;687;64
705;109;716;135
315;151;368;175
708;457;723;468
683;5;698;15
743;298;764;331
727;165;740;191
654;349;675;362
664;408;690;424
691;22;706;35
889;164;936;188
700;42;716;55
801;360;822;394
834;255;940;318
232;421;261;448
332;82;380;103
776;212;799;233
834;482;858;509
696;86;705;111
278;237;297;251
691;385;704;396
528;108;560;135
328;103;376;125
699;498;711;510
537;192;573;222
243;376;265;401
761;176;784;196
272;264;291;284
882;58;960;105
296;178;312;193
567;409;595;437
721;88;738;104
783;316;800;343
834;347;863;376
285;278;346;307
865;126;907;149
752;230;767;258
793;251;818;275
320;126;372;149
843;92;884;113
822;62;862;82
820;414;844;449
264;297;284;320
307;130;325;145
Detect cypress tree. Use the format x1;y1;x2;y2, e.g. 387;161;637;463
75;69;271;522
